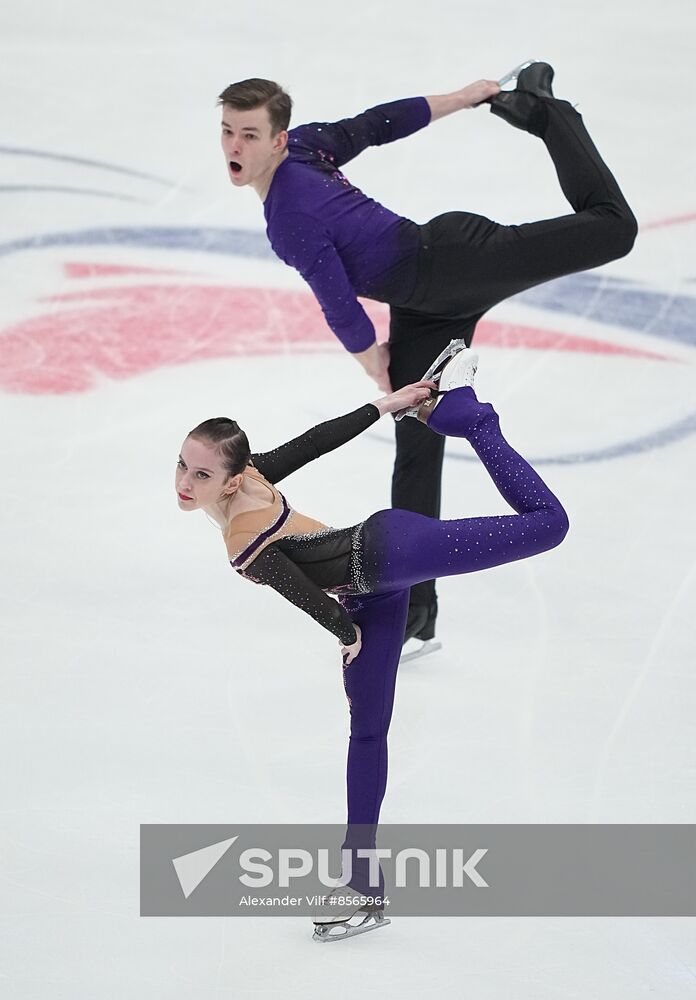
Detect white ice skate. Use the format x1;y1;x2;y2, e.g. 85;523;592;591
400;636;443;664
395;339;478;423
312;886;391;943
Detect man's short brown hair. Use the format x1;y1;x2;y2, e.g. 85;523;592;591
217;78;292;135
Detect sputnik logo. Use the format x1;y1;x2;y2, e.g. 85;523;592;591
172;835;239;899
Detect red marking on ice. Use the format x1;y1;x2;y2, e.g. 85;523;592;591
64;262;192;279
472;322;667;360
0;282;670;395
641;211;696;231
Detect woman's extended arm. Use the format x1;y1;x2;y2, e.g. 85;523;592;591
252;382;435;484
251;403;381;484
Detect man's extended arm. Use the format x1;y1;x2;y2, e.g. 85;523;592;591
291;97;431;167
425;79;501;121
292;81;501;166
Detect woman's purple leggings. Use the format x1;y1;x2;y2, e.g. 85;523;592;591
338;387;569;897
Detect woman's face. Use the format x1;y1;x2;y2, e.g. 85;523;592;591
175;435;238;510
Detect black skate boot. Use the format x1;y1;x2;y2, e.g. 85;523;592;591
401;598;442;663
403;603;429;643
513;61;555;99
488;61;556;137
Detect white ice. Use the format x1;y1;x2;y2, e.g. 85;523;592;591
1;1;696;997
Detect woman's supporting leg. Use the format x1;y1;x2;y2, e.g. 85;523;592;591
363;387;569;592
338;587;410;898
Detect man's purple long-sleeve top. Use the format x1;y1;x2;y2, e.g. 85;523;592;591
263;97;431;353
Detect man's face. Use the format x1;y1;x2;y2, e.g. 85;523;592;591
220;104;286;188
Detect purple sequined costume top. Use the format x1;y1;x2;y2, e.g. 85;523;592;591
263;97;431;353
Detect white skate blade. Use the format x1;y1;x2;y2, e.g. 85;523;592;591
400;638;443;664
497;59;538;89
313;910;391;942
395;338;470;422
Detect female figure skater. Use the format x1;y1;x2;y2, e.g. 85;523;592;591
175;348;569;940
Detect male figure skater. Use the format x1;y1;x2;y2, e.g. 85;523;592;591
217;63;636;648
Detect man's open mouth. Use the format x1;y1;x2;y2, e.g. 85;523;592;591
229;161;242;173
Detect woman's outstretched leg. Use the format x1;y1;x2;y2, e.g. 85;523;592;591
362;386;569;591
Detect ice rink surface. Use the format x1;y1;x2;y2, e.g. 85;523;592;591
2;0;696;996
